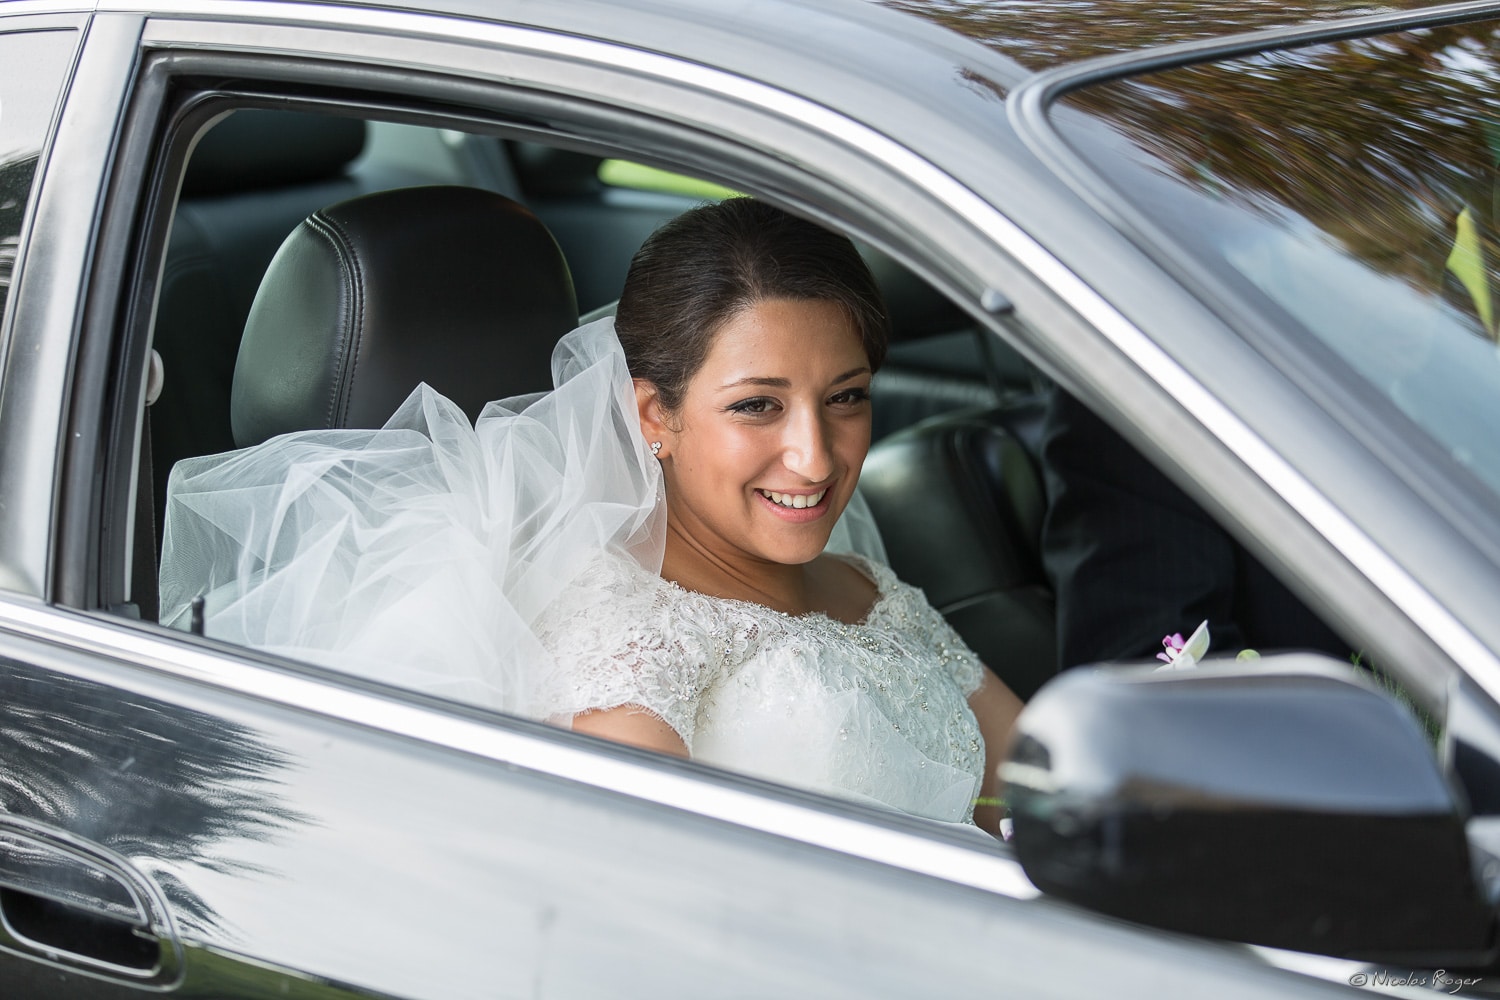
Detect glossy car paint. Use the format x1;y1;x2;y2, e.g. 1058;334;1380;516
0;608;1361;997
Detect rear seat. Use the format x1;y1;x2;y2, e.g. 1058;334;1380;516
151;109;508;520
151;110;374;519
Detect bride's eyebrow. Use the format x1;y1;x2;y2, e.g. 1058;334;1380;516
718;367;870;391
720;365;876;392
719;375;791;390
830;366;872;384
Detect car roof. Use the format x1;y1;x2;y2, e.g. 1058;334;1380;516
299;0;1471;80
232;0;1487;203
59;0;1475;175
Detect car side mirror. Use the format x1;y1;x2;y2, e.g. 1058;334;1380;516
1003;655;1495;963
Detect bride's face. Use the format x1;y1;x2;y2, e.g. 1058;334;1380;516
646;297;873;568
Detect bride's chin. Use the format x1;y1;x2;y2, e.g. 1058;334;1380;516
755;526;839;566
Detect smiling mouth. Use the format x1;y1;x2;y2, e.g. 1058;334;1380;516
755;488;828;510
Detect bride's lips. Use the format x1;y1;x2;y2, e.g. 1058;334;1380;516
754;486;833;523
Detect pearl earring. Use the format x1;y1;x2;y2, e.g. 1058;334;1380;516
650;441;663;457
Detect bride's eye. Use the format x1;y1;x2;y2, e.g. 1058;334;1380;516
726;396;777;415
828;387;871;407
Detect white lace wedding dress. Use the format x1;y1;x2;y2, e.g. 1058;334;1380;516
159;318;987;826
536;552;986;823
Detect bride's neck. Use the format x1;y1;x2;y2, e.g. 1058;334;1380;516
660;526;811;616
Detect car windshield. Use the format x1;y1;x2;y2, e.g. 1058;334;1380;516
1056;18;1500;503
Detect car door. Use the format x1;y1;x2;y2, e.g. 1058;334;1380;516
0;2;1468;997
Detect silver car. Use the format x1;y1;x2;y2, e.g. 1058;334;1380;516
0;0;1495;996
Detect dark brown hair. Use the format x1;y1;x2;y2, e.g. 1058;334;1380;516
615;198;889;411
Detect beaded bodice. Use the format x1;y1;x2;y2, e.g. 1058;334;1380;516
537;553;987;824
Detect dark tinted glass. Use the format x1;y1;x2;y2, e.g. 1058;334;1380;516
0;29;78;325
1060;20;1500;502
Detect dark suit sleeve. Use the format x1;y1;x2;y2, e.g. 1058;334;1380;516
1039;388;1348;669
1038;387;1247;668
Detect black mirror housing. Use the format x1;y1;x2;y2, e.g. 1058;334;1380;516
1005;656;1494;962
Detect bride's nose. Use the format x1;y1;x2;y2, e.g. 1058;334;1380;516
781;405;836;482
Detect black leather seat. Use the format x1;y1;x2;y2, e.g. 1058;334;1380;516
231;185;578;444
859;398;1057;700
151;111;373;514
152;110;517;510
153;185;575;627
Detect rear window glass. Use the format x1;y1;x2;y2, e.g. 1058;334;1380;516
1057;19;1500;501
597;159;738;200
0;28;78;327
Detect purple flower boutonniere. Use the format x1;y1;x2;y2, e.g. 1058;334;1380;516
1155;620;1210;670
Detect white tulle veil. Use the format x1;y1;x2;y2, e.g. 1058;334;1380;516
158;317;886;717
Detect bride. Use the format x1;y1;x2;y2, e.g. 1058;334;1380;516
160;198;1022;833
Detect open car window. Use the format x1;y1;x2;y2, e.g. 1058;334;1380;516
124;88;1046;828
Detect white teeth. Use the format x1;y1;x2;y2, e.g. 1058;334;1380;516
760;489;826;509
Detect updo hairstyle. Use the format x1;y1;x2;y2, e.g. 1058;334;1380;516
615;198;890;412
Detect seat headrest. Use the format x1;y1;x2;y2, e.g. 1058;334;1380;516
183;110;367;197
231;186;578;447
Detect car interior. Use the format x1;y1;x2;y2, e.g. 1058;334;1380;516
137;104;1067;712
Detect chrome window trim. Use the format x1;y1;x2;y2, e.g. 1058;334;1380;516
0;596;1038;900
114;1;1500;700
0;2;93;17
0;12;141;598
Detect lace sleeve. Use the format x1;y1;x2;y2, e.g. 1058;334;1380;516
535;556;726;750
921;600;987;697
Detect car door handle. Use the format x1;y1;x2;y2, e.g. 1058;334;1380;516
0;815;183;987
